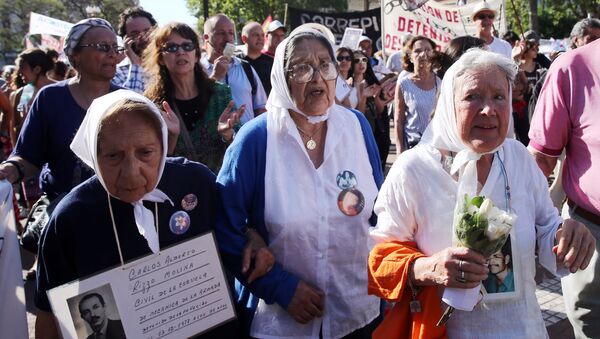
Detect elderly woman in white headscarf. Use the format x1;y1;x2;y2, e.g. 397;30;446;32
368;49;594;339
34;90;272;339
215;26;384;338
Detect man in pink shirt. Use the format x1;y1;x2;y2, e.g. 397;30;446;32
529;38;600;338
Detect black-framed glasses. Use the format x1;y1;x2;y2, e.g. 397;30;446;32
336;55;352;62
476;13;495;20
162;42;196;53
288;61;338;84
79;43;125;54
354;57;368;63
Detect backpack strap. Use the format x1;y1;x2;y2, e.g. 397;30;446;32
240;59;257;97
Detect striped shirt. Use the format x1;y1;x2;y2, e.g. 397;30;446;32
399;74;441;148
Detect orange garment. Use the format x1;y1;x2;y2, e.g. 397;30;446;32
368;241;447;339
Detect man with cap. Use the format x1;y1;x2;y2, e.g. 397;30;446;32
263;20;286;57
471;0;512;58
201;14;267;124
242;21;274;95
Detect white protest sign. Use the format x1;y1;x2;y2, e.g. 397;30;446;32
339;27;365;50
48;233;235;339
381;0;506;51
29;12;73;37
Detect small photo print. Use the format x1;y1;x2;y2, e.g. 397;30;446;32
337;188;365;217
66;284;126;339
483;235;515;294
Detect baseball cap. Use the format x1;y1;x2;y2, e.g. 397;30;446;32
359;36;372;44
471;1;498;21
523;30;540;42
267;20;286;33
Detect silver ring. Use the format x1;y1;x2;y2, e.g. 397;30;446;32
461;270;465;279
459;260;463;269
456;276;467;284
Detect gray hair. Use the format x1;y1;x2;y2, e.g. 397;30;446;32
570;18;600;48
453;48;518;87
241;21;262;40
283;32;335;76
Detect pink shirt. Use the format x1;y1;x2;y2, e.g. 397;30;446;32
529;39;600;215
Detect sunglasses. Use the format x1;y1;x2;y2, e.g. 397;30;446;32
162;42;196;53
79;43;125;54
476;13;495;20
337;55;352;62
354;57;368;63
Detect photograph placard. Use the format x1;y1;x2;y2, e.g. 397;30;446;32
48;233;235;339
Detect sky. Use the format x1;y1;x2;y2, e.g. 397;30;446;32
139;0;198;28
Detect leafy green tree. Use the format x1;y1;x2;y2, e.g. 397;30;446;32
186;0;346;37
506;0;600;38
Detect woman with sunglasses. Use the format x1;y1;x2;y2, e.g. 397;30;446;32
394;36;440;153
349;50;393;169
216;26;384;338
144;23;241;173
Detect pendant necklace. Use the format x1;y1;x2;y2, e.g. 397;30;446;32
296;122;325;151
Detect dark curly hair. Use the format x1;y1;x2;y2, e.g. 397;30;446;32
117;6;157;38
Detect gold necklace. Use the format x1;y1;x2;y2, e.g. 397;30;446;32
296;122;325;151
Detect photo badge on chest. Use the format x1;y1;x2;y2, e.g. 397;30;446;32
181;193;198;211
169;210;190;235
335;170;364;216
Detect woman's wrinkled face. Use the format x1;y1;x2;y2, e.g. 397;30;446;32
97;111;163;203
454;66;510;153
287;39;336;116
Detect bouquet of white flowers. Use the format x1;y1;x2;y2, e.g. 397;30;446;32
442;194;517;314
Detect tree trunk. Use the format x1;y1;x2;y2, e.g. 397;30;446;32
528;0;538;33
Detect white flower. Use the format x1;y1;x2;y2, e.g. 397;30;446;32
486;219;512;241
478;198;493;217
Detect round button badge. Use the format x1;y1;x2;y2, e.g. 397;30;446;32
337;188;365;217
169;211;191;235
181;193;198;211
336;170;357;190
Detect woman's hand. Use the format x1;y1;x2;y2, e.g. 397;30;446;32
242;228;275;283
412;247;489;289
555;219;596;273
362;83;381;98
217;101;243;142
161;101;180;154
287;281;325;324
512;40;526;61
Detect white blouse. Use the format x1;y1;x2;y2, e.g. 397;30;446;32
371;139;567;339
250;108;380;338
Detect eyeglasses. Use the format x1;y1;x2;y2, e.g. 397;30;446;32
412;49;433;56
476;13;495;20
354;57;368;64
288;61;338;84
336;55;352;62
79;43;125;54
162;42;196;53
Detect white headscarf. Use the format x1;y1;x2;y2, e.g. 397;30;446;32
419;48;517;196
266;25;347;124
70;89;172;253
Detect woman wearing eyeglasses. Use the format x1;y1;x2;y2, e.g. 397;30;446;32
144;23;241;173
215;26;384;338
0;19;123;265
394;36;440;153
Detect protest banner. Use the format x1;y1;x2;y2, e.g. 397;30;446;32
288;7;382;49
381;0;506;51
48;233;236;339
29;12;73;37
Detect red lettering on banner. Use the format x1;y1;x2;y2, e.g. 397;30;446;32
407;19;414;33
445;10;459;22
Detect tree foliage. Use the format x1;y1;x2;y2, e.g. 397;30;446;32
505;0;600;38
0;0;136;64
186;0;347;37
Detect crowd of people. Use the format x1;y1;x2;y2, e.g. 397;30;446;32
0;1;600;338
